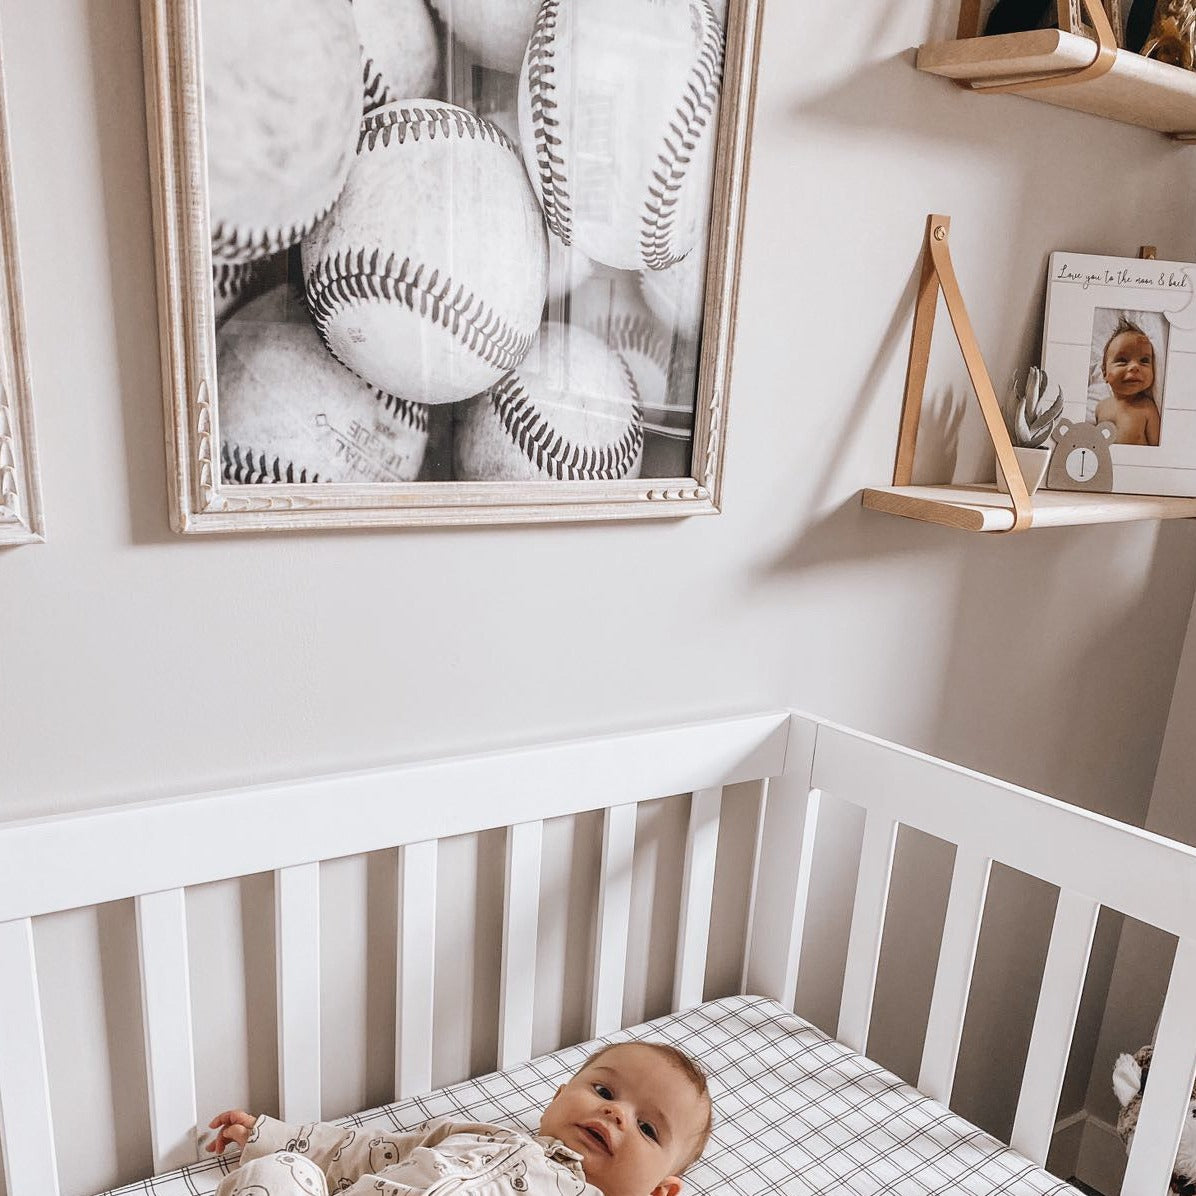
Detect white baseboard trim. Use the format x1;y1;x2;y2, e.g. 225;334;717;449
1062;1112;1125;1196
1047;1110;1086;1182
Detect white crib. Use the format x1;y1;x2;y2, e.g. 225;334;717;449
2;710;1194;1196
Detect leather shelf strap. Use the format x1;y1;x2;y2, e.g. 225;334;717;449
969;0;1118;93
894;215;1034;533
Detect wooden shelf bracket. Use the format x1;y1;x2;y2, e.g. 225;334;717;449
957;0;1117;91
894;214;1034;532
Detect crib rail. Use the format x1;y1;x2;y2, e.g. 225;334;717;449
0;712;790;1196
789;720;1196;1196
4;709;1196;1196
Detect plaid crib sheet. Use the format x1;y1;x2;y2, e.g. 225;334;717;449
101;995;1076;1196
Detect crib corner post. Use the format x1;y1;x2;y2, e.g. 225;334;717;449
742;714;820;1008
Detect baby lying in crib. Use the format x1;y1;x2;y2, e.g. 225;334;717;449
207;1041;712;1196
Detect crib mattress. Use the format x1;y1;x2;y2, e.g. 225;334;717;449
102;995;1076;1196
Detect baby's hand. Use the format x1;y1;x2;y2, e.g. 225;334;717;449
207;1110;257;1154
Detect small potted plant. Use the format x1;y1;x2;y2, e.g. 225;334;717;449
998;366;1063;495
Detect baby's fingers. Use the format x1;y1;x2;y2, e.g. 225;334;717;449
205;1110;255;1153
225;1123;252;1148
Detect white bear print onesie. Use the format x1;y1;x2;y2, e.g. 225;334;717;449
216;1115;603;1196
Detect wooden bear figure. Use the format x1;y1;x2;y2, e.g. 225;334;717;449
1046;419;1115;492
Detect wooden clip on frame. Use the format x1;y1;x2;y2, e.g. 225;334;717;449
894;214;1035;532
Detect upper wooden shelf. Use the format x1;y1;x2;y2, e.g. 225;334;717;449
862;484;1196;532
916;30;1196;137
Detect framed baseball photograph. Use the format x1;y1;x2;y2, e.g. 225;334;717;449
140;0;763;533
0;43;43;547
1041;250;1196;496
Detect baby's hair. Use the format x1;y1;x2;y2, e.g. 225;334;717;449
577;1041;713;1172
1101;316;1156;383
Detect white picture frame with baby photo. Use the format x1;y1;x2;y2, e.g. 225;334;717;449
1041;250;1196;496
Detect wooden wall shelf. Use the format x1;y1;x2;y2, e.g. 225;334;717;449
863;485;1196;533
863;214;1196;535
917;30;1196;137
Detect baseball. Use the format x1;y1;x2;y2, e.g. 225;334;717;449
302;102;547;405
218;289;429;485
454;322;643;481
518;0;724;272
430;0;542;73
638;236;709;340
569;274;671;421
203;0;361;264
354;0;441;113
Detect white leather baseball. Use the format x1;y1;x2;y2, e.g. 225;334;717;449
429;0;542;73
453;322;643;480
639;238;709;340
569;274;671;422
354;0;440;113
218;289;429;485
303;102;548;405
571;274;697;476
203;0;361;264
518;0;724;272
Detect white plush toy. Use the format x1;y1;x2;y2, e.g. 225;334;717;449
1114;1045;1196;1194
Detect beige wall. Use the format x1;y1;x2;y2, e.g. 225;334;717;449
4;1;1196;1194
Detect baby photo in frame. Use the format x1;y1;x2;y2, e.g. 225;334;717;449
1041;250;1196;496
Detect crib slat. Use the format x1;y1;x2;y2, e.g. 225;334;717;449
734;778;768;994
1122;936;1196;1196
1010;888;1099;1165
673;788;722;1010
136;889;199;1173
591;803;637;1037
742;714;819;1007
397;840;437;1098
918;847;992;1104
275;863;321;1121
499;820;543;1069
0;917;60;1196
837;813;898;1054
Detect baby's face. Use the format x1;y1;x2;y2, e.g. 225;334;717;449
1104;332;1154;399
539;1044;708;1196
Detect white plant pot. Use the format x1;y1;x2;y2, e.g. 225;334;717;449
996;446;1050;496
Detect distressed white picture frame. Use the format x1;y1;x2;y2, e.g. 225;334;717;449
139;0;764;534
1042;250;1196;496
0;40;43;547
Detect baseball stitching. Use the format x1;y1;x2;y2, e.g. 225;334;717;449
362;56;391;114
357;105;520;157
640;1;724;270
307;249;537;376
377;390;429;434
213;261;254;301
212;209;333;264
222;443;323;485
601;315;672;372
487;362;644;480
524;0;572;245
221;391;426;485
